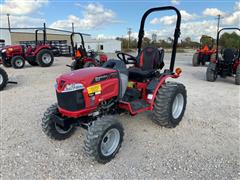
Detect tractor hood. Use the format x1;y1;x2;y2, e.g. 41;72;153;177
56;67;117;91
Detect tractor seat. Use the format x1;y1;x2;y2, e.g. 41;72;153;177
128;46;164;81
222;48;235;64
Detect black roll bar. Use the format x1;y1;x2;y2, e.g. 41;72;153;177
216;27;240;60
35;23;47;45
137;6;181;72
70;32;85;55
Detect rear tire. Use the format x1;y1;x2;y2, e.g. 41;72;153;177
11;56;25;69
192;53;200;66
152;82;187;128
41;103;76;140
83;61;95;68
84;116;124;164
36;49;54;67
206;62;217;82
0;67;8;91
235;65;240;85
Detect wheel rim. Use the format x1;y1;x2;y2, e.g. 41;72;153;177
101;128;120;156
16;59;23;67
55;123;73;134
42;53;51;64
0;74;3;84
172;93;184;119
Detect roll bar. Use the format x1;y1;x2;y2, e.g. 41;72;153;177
70;32;85;55
137;6;181;72
216;27;240;60
35;23;46;45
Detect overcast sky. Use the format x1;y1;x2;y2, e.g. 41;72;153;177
0;0;239;41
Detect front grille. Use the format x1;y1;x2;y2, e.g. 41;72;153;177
56;89;85;111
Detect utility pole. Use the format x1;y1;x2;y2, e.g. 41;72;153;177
216;14;224;35
7;13;11;32
127;28;132;49
72;22;74;32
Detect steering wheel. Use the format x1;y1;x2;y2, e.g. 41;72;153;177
117;52;136;64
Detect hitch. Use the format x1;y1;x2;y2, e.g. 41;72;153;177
8;81;18;84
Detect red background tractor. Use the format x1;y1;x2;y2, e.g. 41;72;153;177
42;6;187;163
192;35;216;66
206;27;240;84
68;32;108;70
0;23;54;69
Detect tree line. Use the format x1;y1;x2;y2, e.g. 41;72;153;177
116;32;240;50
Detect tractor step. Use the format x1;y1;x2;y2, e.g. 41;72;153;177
130;99;150;112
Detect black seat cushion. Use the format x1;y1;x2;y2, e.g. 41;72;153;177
128;67;155;82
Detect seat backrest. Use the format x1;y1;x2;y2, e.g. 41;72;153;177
223;48;235;63
136;46;164;71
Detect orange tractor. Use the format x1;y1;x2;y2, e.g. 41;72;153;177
192;35;216;66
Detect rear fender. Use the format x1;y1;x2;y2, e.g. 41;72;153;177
149;74;179;110
33;46;51;55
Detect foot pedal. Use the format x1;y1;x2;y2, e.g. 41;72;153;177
130;100;149;112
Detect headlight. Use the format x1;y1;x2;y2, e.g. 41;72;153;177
1;49;6;53
62;83;84;93
7;48;13;52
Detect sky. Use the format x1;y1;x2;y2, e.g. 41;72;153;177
0;0;239;41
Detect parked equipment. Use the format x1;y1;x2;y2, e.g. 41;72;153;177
192;35;216;66
68;32;108;70
42;6;187;163
0;67;17;91
206;28;240;85
0;23;54;69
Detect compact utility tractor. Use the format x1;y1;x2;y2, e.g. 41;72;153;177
0;23;54;69
206;28;240;85
192;36;216;66
42;6;187;163
68;32;108;70
0;67;17;91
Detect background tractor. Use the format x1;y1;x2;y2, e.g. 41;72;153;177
206;27;240;85
0;23;54;69
192;35;216;66
68;32;108;70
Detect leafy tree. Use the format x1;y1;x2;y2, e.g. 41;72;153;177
219;32;240;49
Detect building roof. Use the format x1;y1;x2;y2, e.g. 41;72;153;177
0;27;90;36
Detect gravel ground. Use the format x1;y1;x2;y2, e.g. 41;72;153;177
1;53;239;179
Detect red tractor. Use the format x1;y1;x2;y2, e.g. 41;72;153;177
0;24;54;69
42;6;187;163
192;36;216;66
206;27;240;85
68;32;108;70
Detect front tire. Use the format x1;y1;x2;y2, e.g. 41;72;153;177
192;53;200;66
152;82;187;128
0;67;8;91
235;65;240;85
206;62;217;82
41;103;75;140
84;116;124;164
36;49;54;67
11;56;25;69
